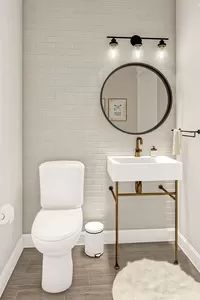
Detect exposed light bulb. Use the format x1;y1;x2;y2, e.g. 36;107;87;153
157;39;167;60
159;49;165;59
132;46;143;60
135;48;141;59
108;47;119;59
157;47;167;60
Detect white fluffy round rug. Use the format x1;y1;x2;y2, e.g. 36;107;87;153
112;259;200;300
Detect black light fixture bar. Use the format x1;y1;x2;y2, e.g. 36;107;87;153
107;35;169;41
107;36;133;39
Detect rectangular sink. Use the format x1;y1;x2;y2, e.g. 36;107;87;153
107;156;183;182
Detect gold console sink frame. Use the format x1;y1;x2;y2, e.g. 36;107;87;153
109;181;179;270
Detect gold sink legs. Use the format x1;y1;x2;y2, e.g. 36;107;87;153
174;180;179;265
109;184;119;270
109;181;179;270
115;182;120;270
135;181;142;193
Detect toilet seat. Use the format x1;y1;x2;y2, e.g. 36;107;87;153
32;208;82;242
32;208;82;256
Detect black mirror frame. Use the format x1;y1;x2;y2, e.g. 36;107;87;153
100;62;172;135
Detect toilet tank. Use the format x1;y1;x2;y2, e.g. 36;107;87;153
39;161;84;209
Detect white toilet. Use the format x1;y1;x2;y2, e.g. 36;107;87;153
31;161;84;293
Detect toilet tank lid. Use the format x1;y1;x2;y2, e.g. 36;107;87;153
40;161;85;169
85;222;104;234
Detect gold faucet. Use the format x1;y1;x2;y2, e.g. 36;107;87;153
135;137;143;157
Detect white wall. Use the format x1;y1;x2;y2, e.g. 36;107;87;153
177;0;200;256
23;0;176;233
0;0;22;276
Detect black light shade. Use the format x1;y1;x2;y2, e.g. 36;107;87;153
158;39;166;49
109;38;118;48
130;35;142;47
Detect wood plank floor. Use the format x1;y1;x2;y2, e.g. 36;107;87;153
2;243;200;299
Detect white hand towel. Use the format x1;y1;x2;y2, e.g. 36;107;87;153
172;129;182;155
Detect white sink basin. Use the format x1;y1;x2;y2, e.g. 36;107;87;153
107;156;182;182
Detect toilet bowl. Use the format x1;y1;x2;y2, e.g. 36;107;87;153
31;161;84;293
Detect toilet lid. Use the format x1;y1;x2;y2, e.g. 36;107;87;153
32;208;82;242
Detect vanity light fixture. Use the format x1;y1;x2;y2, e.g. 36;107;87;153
107;34;169;50
130;35;143;48
158;39;167;49
109;37;118;48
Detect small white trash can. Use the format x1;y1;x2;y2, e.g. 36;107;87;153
84;222;104;258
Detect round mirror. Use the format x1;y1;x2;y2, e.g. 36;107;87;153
100;63;172;135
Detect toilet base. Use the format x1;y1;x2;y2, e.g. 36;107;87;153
42;251;73;293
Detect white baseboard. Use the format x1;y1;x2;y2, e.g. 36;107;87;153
23;234;34;248
23;228;175;248
179;233;200;273
103;228;175;244
0;237;23;298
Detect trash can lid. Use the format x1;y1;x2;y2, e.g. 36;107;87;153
85;222;104;234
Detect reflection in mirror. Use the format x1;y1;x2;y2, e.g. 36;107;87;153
101;64;172;135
